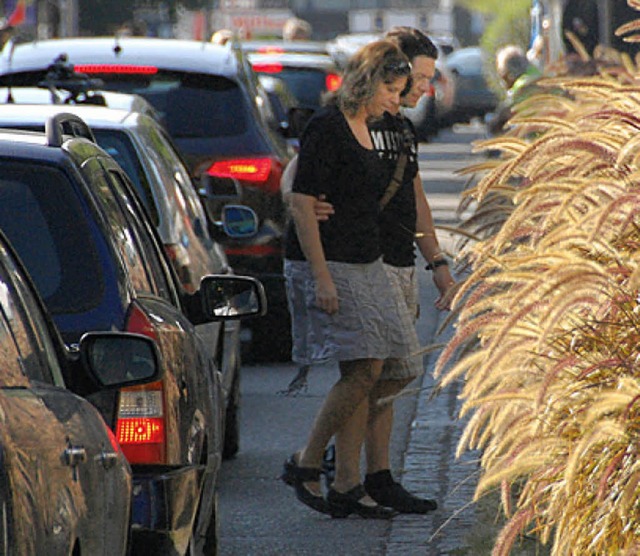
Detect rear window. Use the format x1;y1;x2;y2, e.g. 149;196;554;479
92;71;248;139
0;161;104;314
258;68;327;110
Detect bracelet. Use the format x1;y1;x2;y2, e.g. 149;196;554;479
425;258;449;271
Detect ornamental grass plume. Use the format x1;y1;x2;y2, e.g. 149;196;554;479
436;3;640;554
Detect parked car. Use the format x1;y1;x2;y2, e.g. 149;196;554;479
0;101;255;461
445;46;498;122
0;225;162;554
0;36;294;361
0;112;266;555
242;40;342;113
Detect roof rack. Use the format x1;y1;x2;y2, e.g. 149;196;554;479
38;54;107;106
45;112;96;147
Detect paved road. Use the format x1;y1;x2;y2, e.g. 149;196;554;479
217;123;545;555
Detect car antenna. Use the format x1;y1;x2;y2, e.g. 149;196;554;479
113;33;122;55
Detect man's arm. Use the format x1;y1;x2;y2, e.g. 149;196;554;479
413;175;455;310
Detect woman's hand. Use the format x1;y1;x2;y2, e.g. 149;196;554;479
315;273;338;314
433;265;456;311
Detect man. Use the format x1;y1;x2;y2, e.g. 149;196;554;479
282;28;454;514
358;26;454;514
487;44;542;136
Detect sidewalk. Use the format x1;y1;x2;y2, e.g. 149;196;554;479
384;124;547;556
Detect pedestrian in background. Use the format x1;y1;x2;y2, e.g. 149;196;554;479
283;39;416;519
282;17;312;41
487;44;542;136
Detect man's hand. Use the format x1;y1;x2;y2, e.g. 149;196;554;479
313;194;335;221
433;265;456;311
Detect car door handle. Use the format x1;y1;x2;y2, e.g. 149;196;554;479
98;450;119;470
63;444;87;467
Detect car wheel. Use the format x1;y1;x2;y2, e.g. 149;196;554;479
222;369;240;460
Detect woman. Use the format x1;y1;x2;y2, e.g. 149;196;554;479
283;39;419;518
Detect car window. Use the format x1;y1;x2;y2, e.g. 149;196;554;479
0;247;58;386
83;158;154;296
0;161;105;316
92;129;159;226
142;124;210;240
262;69;327;109
97;71;248;139
105;168;176;304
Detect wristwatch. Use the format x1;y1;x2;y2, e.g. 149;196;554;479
425;258;449;271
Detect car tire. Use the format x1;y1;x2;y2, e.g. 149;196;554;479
222;369;240;460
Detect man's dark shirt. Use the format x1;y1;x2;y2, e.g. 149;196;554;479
369;111;419;268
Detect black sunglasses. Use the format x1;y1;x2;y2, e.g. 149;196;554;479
384;59;412;76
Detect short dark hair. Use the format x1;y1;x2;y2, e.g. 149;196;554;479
385;27;438;62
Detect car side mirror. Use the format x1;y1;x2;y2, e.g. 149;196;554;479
221;204;258;238
184;275;267;324
201;275;267;320
78;332;162;389
198;174;241;201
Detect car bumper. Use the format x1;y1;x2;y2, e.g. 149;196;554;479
129;464;206;555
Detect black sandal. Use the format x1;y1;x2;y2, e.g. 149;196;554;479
327;485;396;519
281;454;329;514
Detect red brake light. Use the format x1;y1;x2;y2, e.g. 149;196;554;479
326;73;342;92
207;157;281;194
116;381;166;464
252;63;283;74
119;303;166;464
74;64;158;75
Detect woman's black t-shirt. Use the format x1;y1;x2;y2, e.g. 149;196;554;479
369;112;419;268
285;105;389;263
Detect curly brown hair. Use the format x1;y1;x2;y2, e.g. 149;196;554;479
336;39;411;117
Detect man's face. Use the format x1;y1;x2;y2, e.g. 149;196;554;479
402;55;436;109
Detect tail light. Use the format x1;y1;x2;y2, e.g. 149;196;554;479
326;73;342;92
116;303;166;464
252;63;283;74
74;64;158;75
207;157;283;194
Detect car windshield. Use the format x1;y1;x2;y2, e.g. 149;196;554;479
94;71;248;139
0;161;104;315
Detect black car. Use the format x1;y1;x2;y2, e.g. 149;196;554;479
0;37;296;361
0;113;266;555
243;40;342;113
0;226;162;554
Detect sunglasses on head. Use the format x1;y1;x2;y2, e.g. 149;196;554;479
384;59;412;76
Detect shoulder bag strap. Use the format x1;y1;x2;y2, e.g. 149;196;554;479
379;120;415;210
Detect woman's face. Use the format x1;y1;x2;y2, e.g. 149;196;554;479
365;75;408;118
